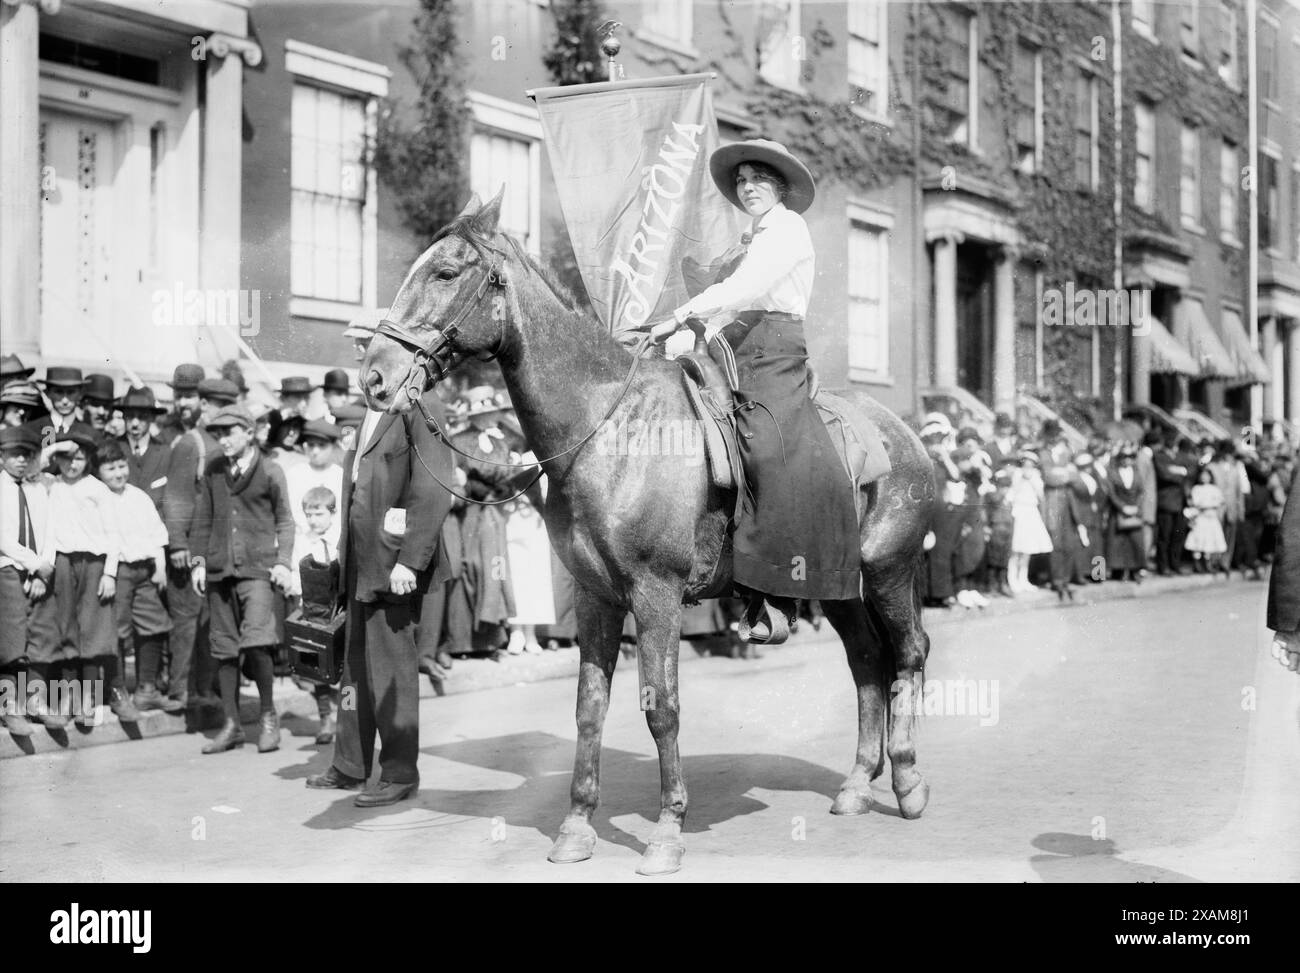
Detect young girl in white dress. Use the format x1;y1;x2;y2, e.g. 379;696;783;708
1008;449;1053;593
1185;465;1228;573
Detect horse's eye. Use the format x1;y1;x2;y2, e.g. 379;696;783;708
436;268;458;281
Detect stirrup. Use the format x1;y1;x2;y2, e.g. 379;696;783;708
738;597;792;646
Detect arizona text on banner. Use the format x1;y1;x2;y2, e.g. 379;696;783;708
530;74;743;335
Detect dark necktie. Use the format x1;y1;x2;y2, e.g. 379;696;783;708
15;478;34;551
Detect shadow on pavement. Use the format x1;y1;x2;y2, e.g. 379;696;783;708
290;730;854;855
1029;832;1199;882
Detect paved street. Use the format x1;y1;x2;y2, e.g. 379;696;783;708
2;582;1295;882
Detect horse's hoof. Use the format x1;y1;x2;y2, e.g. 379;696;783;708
830;787;873;816
547;822;597;864
896;779;930;820
636;839;685;876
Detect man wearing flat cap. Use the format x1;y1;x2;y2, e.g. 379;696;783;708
188;404;296;754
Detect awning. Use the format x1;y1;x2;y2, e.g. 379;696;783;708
1220;312;1272;386
1174;298;1236;378
1146;315;1200;376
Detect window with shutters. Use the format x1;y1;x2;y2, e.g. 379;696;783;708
1135;100;1155;212
1073;67;1097;191
932;5;975;147
1014;39;1041;173
847;211;890;381
847;0;888;120
1219;141;1239;244
1218;2;1238;87
1180;123;1201;228
758;0;803;92
1180;0;1199;63
467;91;542;256
291;84;368;304
1260;152;1280;253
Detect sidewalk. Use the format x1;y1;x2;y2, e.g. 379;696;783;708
0;569;1265;760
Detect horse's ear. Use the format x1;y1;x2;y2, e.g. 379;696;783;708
455;193;483;222
471;185;505;237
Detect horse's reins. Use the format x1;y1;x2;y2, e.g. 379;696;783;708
374;220;658;507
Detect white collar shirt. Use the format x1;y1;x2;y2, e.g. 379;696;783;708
673;203;815;322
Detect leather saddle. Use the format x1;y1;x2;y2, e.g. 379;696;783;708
674;321;893;519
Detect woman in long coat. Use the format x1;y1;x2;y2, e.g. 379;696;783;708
1267;464;1298;664
1105;445;1146;582
646;140;860;644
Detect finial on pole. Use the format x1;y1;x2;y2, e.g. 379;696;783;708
598;20;622;81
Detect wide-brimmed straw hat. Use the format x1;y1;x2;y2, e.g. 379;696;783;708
459;385;510;418
709;139;816;215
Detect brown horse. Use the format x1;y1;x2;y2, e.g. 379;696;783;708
361;193;936;875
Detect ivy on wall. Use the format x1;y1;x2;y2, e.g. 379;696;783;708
372;0;471;242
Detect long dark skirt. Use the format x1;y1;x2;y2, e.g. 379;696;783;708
721;312;861;601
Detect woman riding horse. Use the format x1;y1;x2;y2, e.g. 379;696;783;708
646;139;860;644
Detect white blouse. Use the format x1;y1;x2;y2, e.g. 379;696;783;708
672;203;815;322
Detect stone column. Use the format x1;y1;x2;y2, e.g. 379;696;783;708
199;34;260;363
1287;320;1300;423
1261;315;1280;421
931;232;962;388
1130;297;1152;406
992;244;1017;415
0;0;56;357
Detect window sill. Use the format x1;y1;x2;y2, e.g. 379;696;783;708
850;104;892;128
291;296;362;323
848;368;894;388
1180;220;1206;236
1220;234;1243;249
1132;24;1158;44
1181;54;1202;71
633;28;699;61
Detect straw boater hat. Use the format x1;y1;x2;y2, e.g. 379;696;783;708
708;139;817;215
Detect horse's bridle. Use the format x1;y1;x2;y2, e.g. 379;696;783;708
375;223;510;408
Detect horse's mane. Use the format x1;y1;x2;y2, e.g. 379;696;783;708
442;216;630;361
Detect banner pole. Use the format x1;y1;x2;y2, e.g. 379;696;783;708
599;20;621;81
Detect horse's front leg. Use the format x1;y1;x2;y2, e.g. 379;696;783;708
548;586;624;864
631;584;687;876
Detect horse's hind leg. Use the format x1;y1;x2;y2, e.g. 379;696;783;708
631;588;687;876
548;587;623;865
868;561;932;819
822;597;888;815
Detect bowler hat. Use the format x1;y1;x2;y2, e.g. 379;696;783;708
321;369;352;394
117;385;166;414
301;419;342;443
205;404;255;431
331;403;366;430
708;139;816;215
169;363;205;392
41;366;84;389
1;381;43;408
81;373;115;403
0;425;40;452
0;354;35;383
197;378;240;404
279;376;313;396
343;307;389;339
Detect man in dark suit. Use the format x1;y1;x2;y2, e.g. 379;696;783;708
1268;465;1298;670
1152;431;1192;575
307;388;454;806
117;386;169;513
